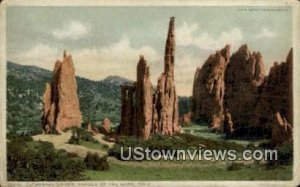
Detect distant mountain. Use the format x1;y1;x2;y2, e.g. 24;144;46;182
102;75;134;86
7;61;191;135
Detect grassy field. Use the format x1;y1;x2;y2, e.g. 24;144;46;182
182;122;268;146
83;162;292;180
32;132;109;157
28;126;292;181
80;141;109;150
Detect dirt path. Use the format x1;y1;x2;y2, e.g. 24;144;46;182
32;132;255;169
32;132;109;157
92;133;115;148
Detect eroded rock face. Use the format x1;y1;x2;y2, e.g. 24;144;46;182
272;112;293;144
224;45;265;131
255;49;293;143
100;117;111;135
256;49;293;128
118;17;180;139
192;45;230;131
153;17;180;135
42;51;82;133
42;83;52;133
119;56;153;139
119;84;136;136
136;56;153;139
223;108;233;135
180;112;191;127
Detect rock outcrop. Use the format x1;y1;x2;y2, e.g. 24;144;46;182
192;45;230;131
119;84;136;136
136;56;153;139
100;117;111;135
192;44;293;143
271;112;293;144
224;44;265;131
223;108;233;135
153;17;180;135
180;112;191;127
255;49;293;143
87;122;99;134
118;56;153;139
118;17;180;139
42;51;82;133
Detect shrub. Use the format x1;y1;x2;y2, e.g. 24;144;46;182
84;152;109;171
7;137;86;181
108;133;244;160
68;134;80;144
68;127;97;144
102;144;110;150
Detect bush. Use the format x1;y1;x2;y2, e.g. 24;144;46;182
7;137;86;181
68;127;97;145
108;133;245;160
84;152;109;171
102;144;110;150
68;134;80;144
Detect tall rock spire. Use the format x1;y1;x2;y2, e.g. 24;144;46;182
119;56;153;140
136;56;153;140
118;17;180;139
42;51;82;133
154;17;180;135
164;16;175;76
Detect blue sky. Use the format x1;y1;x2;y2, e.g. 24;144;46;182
7;6;292;96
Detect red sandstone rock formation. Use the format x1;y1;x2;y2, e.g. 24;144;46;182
87;122;92;132
224;44;265;131
119;56;153;139
119;84;136;136
256;49;293;126
42;83;52;132
180;112;191;127
223;108;233;135
153;17;180;135
118;17;180;139
272;112;293;144
100;117;111;135
42;51;82;133
192;45;230;131
255;49;293;143
136;56;153;139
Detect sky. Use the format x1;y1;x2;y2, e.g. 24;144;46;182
7;6;292;96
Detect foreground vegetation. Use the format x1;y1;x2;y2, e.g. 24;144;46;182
7;136;109;181
68;127;110;150
7;125;293;181
84;162;292;180
108;133;245;160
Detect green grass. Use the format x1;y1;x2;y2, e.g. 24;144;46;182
83;162;292;181
182;122;268;146
80;141;108;150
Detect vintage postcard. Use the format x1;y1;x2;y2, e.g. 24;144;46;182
0;0;300;186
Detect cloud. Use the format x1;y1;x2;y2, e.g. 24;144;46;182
72;38;162;81
175;53;203;96
177;22;243;51
9;38;161;83
9;43;60;70
176;22;198;46
255;27;276;39
52;20;90;40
